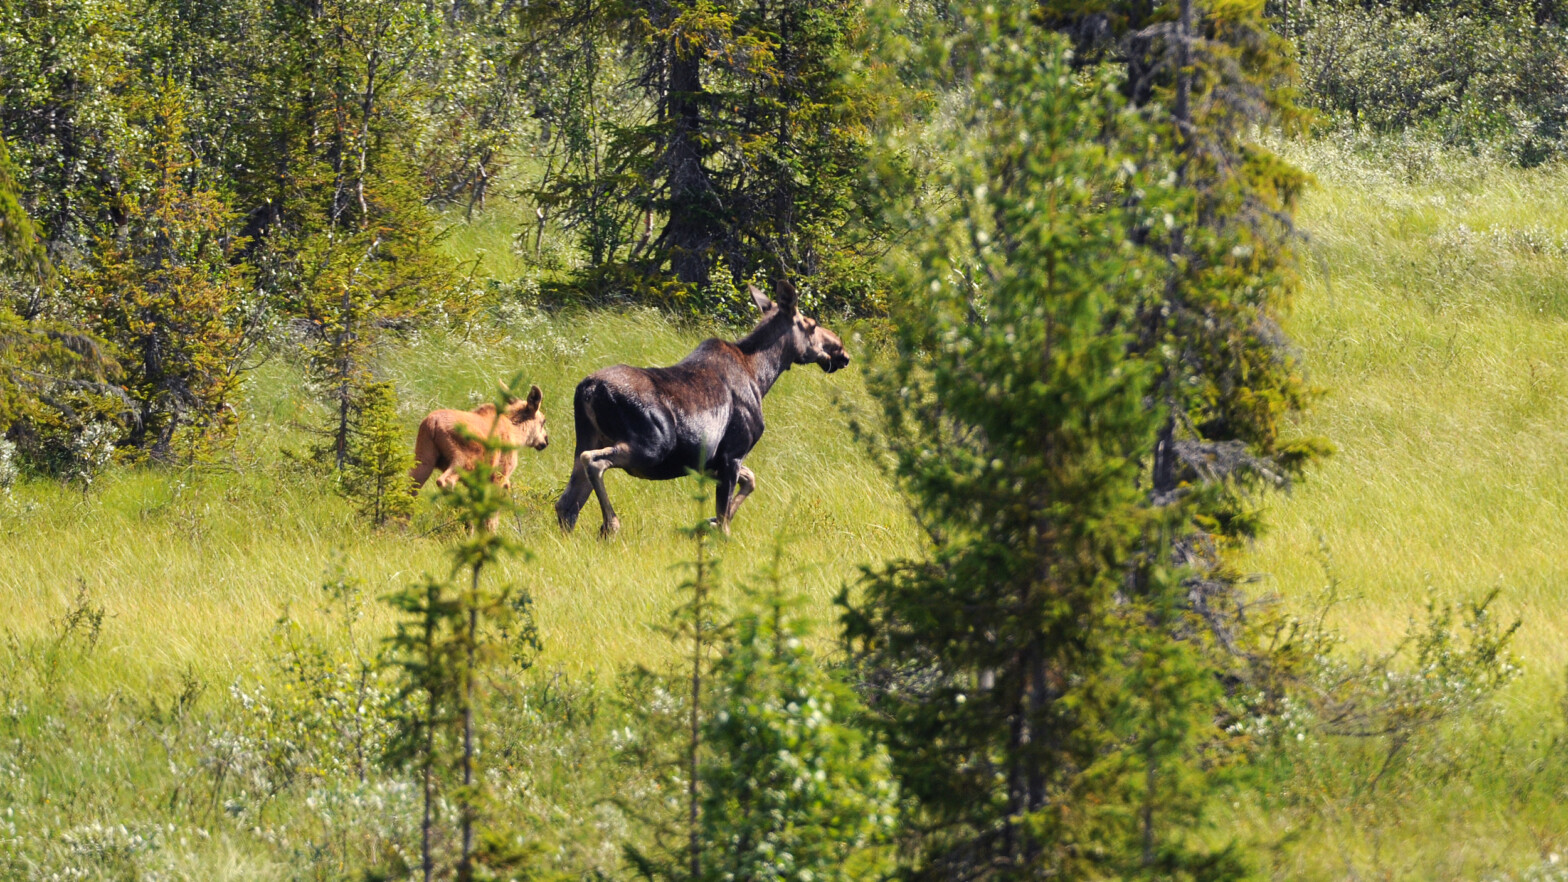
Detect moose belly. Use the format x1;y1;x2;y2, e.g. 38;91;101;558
626;439;720;481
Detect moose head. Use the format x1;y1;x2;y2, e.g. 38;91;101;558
747;281;850;374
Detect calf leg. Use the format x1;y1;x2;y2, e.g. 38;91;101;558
410;459;436;492
578;444;634;538
433;436;467;490
483;464;513;533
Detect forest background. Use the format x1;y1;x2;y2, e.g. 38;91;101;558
3;0;1568;877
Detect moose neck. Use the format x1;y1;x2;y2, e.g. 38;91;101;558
736;315;798;397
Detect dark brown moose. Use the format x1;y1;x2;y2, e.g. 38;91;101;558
555;280;849;537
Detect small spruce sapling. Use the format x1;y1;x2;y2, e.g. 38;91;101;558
382;372;540;882
625;474;728;882
341;380;414;526
700;538;899;882
626;509;898;882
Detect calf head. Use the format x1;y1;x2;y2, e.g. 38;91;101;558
748;282;850;374
503;384;549;450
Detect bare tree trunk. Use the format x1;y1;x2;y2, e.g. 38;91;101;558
1152;0;1194;498
420;593;438;882
458;568;478;881
687;529;707;881
664;42;712;287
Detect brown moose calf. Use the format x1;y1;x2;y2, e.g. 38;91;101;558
411;384;549;531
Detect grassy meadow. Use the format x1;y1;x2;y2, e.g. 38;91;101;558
0;307;919;689
1227;139;1568;879
1247;140;1568;677
8;141;1568;879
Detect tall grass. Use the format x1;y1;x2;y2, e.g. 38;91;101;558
8;143;1568;879
1223;138;1568;880
0;307;917;693
1245;138;1568;681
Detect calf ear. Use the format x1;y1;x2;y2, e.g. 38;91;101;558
526;384;543;410
748;283;774;313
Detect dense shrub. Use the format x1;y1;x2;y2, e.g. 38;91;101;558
1281;0;1568;163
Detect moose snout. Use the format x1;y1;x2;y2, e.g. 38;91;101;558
823;350;850;373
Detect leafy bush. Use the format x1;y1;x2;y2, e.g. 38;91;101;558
1283;0;1568;163
0;437;16;492
68;421;116;491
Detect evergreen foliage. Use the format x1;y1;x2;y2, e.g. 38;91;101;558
0;134;48;282
341;379;415;526
1033;0;1326;566
628;496;898;882
530;0;897;316
697;542;898;882
382;374;540;881
68;85;260;462
251;0;455;469
844;14;1242;879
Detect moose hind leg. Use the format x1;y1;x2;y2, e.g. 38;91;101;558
555;459;594;533
580;444;633;538
555;465;591;532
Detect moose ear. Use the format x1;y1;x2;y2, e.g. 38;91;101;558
774;275;799;315
748;283;774;313
526;384;543;410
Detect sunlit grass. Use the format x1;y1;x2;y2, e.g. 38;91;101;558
1242;142;1568;692
1214;141;1568;880
0;308;918;693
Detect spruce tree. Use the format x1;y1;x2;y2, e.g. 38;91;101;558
530;0;896;315
341;379;414;526
843;11;1242;878
252;0;453;469
627;505;898;882
383;375;538;881
1042;0;1329;573
698;541;898;882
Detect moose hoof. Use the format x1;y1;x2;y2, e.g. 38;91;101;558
599;517;621;539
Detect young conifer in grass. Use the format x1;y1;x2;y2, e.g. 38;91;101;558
625;474;728;882
698;539;898;882
381;373;539;882
626;492;898;882
341;379;414;527
844;11;1244;878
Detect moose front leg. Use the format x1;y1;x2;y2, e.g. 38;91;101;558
724;464;755;527
713;461;754;536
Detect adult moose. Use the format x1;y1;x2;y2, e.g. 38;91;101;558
555;279;849;537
